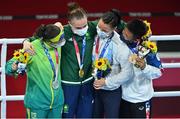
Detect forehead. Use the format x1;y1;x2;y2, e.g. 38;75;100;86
70;17;87;28
98;19;112;32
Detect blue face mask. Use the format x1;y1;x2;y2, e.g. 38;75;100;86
96;26;111;39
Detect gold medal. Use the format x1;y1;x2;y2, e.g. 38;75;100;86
79;69;84;78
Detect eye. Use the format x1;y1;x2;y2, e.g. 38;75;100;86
75;24;87;29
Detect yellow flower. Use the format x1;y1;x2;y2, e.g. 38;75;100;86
23;52;29;63
142;20;152;40
13;49;29;64
13;50;21;60
143;40;157;53
18;53;25;63
99;58;107;70
95;59;103;69
95;59;101;69
104;58;111;69
94;58;110;71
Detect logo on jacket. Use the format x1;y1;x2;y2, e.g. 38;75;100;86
63;104;69;113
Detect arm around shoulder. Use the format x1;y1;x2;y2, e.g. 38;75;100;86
105;45;134;89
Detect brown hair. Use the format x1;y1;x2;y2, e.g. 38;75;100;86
34;24;60;41
101;9;122;28
67;2;87;21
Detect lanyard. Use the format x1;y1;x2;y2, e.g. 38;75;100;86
95;33;114;59
129;46;138;54
41;42;59;80
129;41;142;55
73;36;86;69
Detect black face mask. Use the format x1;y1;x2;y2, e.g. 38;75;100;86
120;34;134;45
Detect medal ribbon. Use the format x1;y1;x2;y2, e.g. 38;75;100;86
95;33;114;59
41;42;59;81
73;36;86;70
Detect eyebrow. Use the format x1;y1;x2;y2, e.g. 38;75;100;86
97;24;110;33
74;24;87;29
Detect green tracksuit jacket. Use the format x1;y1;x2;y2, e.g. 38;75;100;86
61;21;97;84
6;39;64;110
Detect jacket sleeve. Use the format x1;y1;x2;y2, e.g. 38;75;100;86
142;53;163;79
5;58;18;76
141;64;162;80
104;44;134;90
24;36;38;43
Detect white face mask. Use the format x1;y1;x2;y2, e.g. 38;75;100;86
72;25;88;36
96;26;111;39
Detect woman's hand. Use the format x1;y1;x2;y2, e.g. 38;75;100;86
23;40;35;55
54;22;64;31
135;57;146;70
129;54;146;70
12;62;18;71
93;78;106;90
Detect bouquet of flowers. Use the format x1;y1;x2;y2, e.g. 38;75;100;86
129;40;157;64
92;58;112;79
13;49;29;74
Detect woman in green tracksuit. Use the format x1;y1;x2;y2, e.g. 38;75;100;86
54;4;125;118
6;24;64;118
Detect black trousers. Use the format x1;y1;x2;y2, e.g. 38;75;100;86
93;87;122;118
120;99;152;118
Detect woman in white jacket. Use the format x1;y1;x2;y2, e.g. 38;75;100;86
119;19;163;118
92;9;134;118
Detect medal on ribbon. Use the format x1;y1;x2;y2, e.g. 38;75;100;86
52;80;59;89
79;68;84;78
73;36;86;79
41;42;60;89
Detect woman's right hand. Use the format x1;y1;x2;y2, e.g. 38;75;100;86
23;40;35;55
54;22;64;31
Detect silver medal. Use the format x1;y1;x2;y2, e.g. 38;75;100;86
52;80;59;89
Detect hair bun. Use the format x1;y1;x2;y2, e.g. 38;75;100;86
111;9;121;20
67;2;80;12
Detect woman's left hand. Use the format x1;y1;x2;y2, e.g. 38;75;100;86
135;57;146;70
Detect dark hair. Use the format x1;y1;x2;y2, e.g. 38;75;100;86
67;2;87;21
101;9;122;28
34;24;60;41
126;19;148;39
